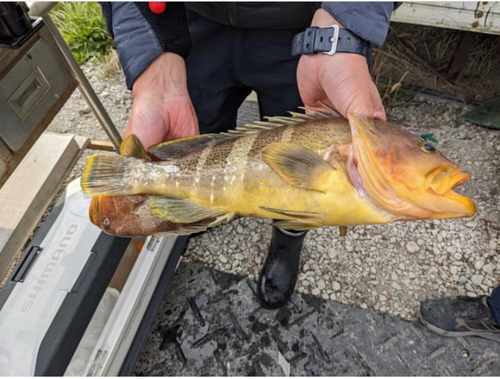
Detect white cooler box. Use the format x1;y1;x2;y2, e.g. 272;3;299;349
0;179;188;376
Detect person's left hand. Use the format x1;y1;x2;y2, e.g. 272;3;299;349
297;9;386;120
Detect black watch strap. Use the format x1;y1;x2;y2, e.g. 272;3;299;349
291;26;373;69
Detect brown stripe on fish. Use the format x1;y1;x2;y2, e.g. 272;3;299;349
193;143;214;200
197;138;238;205
247;126;290;160
218;133;260;203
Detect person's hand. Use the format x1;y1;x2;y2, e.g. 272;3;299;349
297;9;386;120
124;52;199;150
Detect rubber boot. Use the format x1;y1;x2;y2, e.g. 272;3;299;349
257;227;306;309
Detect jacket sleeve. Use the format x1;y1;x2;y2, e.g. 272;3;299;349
100;2;191;89
322;2;401;47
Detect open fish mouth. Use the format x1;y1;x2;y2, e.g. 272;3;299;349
426;166;475;217
427;166;470;195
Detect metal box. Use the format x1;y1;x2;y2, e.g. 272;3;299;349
0;20;77;187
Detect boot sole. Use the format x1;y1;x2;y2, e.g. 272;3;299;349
419;312;500;343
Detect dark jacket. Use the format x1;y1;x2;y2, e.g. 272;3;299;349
101;2;398;89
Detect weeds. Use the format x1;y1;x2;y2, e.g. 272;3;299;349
51;2;114;64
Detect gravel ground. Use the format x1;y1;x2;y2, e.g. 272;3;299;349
47;62;500;322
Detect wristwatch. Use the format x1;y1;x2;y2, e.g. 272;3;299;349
291;25;373;70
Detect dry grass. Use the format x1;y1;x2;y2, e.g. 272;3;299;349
373;23;500;103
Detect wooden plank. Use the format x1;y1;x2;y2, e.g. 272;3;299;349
392;2;500;36
0;132;87;281
88;140;116;152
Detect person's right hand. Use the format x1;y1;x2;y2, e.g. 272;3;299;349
124;52;199;150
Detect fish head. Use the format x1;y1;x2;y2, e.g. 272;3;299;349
347;114;475;220
89;195;119;232
89;195;150;235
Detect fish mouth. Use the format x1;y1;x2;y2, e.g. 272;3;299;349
89;196;100;225
427;166;475;217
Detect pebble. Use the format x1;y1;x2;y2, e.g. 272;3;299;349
482;263;495;274
332;282;341;291
317;279;326;290
406;241;420;253
471;275;483;286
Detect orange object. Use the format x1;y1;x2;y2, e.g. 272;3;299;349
136;240;145;252
149;2;166;14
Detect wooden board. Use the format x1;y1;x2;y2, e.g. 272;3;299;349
392;2;500;36
0;132;88;281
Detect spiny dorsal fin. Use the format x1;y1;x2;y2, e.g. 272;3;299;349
149;134;238;160
148;107;340;160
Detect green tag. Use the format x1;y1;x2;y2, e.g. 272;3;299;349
419;134;438;144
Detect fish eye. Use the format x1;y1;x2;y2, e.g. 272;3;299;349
102;218;110;229
419;141;436;153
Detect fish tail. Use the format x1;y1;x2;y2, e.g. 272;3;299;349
81;154;141;196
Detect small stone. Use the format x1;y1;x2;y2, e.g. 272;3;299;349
346;245;353;252
312;288;320;296
391;272;398;281
471;275;483;286
474;261;484;270
78;108;91;116
453;252;462;261
354;258;362;266
219;255;227;264
252;234;261;243
482;263;495;274
234;253;244;260
332;281;341;291
406;241;420;253
360;303;368;309
392;282;401;290
317;279;326;290
466;291;477;297
450;266;458;275
465;221;477;228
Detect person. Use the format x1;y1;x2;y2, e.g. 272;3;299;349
420;288;500;342
100;2;396;309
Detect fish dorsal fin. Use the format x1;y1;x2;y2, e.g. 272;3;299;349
149;134;237;160
148;107;340;160
120;134;151;161
233;107;339;134
261;142;337;193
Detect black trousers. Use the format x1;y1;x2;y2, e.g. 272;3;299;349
185;9;304;134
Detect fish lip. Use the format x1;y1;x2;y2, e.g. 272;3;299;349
451;170;470;189
89;196;99;225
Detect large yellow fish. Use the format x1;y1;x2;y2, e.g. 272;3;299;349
81;110;475;236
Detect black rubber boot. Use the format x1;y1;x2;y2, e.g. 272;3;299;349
257;227;306;309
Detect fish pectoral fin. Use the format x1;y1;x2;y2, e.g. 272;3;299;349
150;196;227;223
120;134;151;160
261;142;336;193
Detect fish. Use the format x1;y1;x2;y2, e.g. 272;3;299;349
81;108;475;236
88;134;217;236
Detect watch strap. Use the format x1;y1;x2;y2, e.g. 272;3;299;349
291;26;372;67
